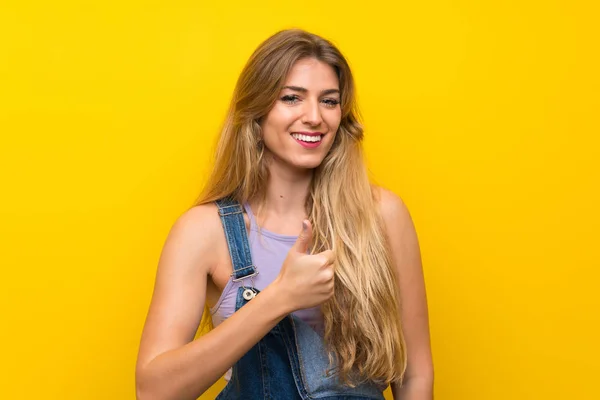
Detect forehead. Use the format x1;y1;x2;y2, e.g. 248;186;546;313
283;58;339;90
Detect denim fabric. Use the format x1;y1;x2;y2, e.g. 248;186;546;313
215;197;385;400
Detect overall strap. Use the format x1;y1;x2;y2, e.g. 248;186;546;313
215;197;258;281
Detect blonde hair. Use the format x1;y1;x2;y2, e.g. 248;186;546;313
195;28;406;386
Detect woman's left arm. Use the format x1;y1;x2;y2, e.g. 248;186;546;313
377;187;434;400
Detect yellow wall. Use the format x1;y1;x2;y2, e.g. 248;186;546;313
1;1;598;399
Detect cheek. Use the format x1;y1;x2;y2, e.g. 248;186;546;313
325;111;342;132
263;106;297;134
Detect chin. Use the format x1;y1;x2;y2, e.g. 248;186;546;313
297;158;323;169
267;148;329;171
288;156;326;171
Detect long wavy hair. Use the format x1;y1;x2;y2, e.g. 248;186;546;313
195;28;407;386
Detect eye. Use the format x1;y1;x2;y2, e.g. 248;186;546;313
322;98;340;108
281;95;300;104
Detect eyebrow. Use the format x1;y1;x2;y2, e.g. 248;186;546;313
282;85;340;96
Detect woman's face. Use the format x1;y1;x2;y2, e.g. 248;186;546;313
260;58;342;171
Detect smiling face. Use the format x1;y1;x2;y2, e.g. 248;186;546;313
260;57;342;172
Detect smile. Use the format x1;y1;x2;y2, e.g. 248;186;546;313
291;133;323;143
290;132;324;149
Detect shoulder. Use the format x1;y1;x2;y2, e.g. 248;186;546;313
172;202;221;235
170;203;221;244
372;185;422;271
373;185;413;230
373;185;420;252
161;202;223;274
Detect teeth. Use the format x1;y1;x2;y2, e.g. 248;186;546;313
291;133;322;142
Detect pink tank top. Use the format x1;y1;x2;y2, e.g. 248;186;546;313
210;202;325;335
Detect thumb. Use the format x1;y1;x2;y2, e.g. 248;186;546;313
294;219;312;254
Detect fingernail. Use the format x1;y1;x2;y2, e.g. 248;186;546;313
302;221;308;232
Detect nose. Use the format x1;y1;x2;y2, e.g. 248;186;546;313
301;99;323;127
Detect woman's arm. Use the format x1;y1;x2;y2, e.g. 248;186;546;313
135;205;334;400
135;204;288;400
377;188;434;400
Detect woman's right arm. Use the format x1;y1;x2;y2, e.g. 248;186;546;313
135;205;334;400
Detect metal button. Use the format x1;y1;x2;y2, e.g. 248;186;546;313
243;288;256;301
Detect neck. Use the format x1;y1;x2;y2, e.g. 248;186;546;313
254;156;313;218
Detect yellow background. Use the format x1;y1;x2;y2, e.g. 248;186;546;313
1;1;598;399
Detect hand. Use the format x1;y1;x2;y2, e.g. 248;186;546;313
272;220;336;313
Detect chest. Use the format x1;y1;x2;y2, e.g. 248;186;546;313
206;213;293;307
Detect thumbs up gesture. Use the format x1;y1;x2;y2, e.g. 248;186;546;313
272;220;336;313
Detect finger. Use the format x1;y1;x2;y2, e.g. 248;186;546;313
317;249;335;264
293;219;313;254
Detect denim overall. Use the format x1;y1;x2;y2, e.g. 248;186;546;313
215;197;386;400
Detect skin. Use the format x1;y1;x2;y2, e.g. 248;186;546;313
135;58;433;400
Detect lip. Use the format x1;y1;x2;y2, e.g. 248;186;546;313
291;132;325;149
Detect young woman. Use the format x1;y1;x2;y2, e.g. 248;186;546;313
136;29;433;400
